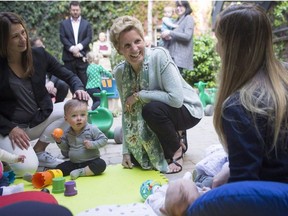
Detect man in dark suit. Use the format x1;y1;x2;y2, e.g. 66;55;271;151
59;1;93;87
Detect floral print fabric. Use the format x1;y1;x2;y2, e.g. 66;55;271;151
121;56;168;173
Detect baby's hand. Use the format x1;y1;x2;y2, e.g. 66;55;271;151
84;140;92;149
17;155;26;163
51;134;61;144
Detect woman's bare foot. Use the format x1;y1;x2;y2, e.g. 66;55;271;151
166;146;183;174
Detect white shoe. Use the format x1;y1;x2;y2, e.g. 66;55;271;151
37;151;64;168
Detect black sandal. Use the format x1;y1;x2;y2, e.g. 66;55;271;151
166;155;183;174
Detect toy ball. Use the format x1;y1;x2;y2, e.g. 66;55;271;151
140;180;161;200
41;188;50;194
53;128;64;139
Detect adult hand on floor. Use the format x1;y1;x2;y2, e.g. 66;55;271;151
122;154;133;169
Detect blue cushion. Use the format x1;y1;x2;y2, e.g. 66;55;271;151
187;181;288;216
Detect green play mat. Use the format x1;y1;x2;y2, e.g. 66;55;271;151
15;164;168;215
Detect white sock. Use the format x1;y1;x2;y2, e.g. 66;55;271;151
70;168;85;180
2;183;24;196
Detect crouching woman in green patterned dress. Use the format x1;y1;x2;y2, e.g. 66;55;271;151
109;16;203;174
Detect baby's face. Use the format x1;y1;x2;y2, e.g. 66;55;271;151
65;104;88;133
168;179;199;197
164;8;173;17
99;32;106;42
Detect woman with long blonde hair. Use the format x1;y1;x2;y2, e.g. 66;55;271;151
213;4;288;183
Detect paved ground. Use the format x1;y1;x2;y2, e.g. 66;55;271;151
47;112;220;181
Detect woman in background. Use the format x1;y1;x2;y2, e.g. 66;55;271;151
161;0;194;76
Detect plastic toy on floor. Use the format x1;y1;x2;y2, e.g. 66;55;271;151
88;90;122;144
140;180;161;200
3;170;15;184
64;180;77;196
31;169;63;189
194;81;216;116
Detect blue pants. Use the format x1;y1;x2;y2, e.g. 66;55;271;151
0;201;72;216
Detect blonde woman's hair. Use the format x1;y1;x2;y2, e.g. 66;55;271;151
109;16;144;52
213;4;288;153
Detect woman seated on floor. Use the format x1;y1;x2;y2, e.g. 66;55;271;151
213;3;288;185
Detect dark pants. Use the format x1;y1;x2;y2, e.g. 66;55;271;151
0;201;72;216
0;175;10;195
64;58;88;88
56;158;106;176
142;101;201;159
54;78;69;103
87;87;101;110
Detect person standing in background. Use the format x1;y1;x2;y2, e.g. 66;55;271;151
85;51;113;110
161;0;194;76
60;1;93;87
92;32;112;72
93;32;122;116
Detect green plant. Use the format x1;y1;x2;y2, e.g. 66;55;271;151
268;1;288;62
183;33;220;88
0;1;143;61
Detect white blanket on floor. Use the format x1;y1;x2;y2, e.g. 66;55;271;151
76;202;157;216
